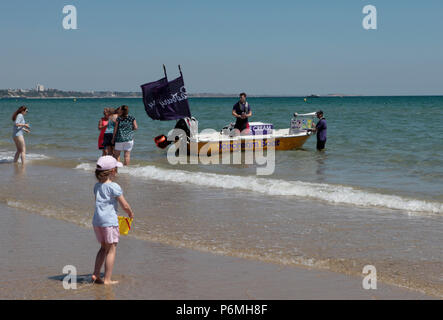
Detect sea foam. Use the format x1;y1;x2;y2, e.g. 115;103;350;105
0;151;50;163
75;163;443;215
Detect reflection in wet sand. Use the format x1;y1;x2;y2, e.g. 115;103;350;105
314;153;327;180
0;203;435;299
14;163;27;178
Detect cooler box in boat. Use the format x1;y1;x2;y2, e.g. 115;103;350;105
249;122;273;135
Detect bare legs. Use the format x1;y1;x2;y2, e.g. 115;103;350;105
13;135;26;164
123;151;131;166
113;150;131;165
113;150;121;163
106;145;114;157
92;242;118;285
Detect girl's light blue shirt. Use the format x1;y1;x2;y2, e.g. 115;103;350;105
92;182;122;227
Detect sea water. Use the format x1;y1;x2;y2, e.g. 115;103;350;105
0;96;442;296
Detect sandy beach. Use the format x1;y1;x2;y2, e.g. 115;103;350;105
0;202;435;300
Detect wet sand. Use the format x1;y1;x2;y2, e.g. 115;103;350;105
1;162;442;297
0;204;435;300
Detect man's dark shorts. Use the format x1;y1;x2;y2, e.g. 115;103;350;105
234;121;250;135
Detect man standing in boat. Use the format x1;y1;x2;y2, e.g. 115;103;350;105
312;110;327;150
232;92;252;135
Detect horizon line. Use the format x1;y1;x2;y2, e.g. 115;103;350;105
2;88;443;98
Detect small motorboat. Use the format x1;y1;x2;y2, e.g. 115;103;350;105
155;112;317;155
141;65;317;155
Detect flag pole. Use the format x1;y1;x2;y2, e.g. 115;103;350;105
163;64;168;81
178;64;183;78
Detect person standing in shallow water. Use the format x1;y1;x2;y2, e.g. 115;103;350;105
313;110;327;151
112;105;138;165
103;107;119;156
98;108;109;156
11;106;30;163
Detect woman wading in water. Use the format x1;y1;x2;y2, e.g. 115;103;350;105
11;106;30;164
112;105;137;165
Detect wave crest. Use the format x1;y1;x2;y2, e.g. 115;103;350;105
75;163;443;215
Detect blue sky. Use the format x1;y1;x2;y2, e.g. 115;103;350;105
1;0;442;95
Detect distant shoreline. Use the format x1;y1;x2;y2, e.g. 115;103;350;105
1;89;442;99
2;95;443;100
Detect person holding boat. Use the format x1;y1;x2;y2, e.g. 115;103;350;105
312;110;327;150
232;92;252;135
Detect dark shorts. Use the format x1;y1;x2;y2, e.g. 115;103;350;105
234;121;250;134
317;139;326;150
103;133;114;147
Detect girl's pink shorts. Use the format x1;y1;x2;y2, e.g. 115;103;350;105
93;226;119;244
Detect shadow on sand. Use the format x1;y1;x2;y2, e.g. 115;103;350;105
48;273;104;284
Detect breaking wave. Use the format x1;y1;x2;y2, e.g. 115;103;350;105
0;151;50;163
75;163;443;215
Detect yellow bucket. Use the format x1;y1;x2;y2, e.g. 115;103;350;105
118;216;133;235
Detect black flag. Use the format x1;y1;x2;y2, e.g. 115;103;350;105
141;74;191;121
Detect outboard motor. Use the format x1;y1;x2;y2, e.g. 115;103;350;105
173;117;198;140
154;117;198;149
154;134;170;149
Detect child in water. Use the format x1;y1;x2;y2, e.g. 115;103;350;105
98;108;110;156
92;155;134;285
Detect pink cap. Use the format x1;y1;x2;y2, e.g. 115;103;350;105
96;155;123;171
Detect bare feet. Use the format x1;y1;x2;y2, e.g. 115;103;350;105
91;274;104;284
104;280;119;285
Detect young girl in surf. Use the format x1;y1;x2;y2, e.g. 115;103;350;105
92;155;134;285
102;107;119;156
98;108;110;156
